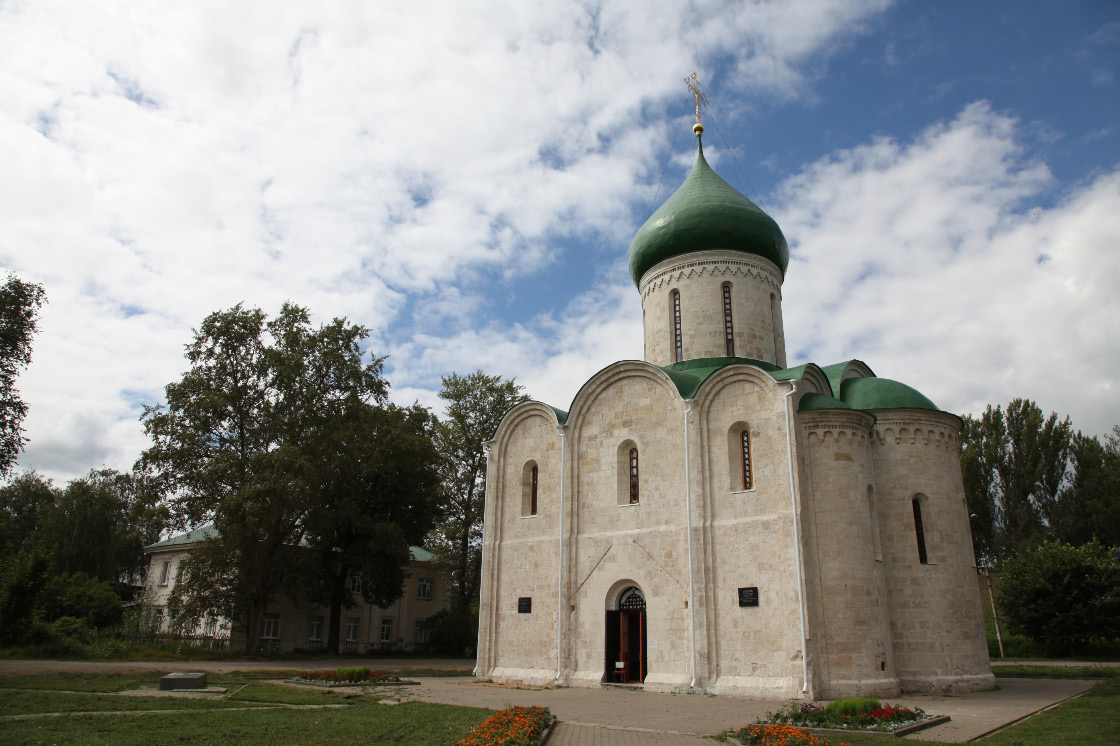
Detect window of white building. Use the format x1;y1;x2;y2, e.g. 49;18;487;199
308;615;324;642
346;616;360;642
158;560;171;586
380;618;393;643
261;613;280;640
417;577;433;600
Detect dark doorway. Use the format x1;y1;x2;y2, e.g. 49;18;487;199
604;587;646;683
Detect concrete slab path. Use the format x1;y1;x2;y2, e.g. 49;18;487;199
399;675;1100;744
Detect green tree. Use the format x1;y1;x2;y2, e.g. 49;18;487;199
0;471;56;559
138;303;390;652
960;406;1005;568
42;469;166;581
301;402;441;653
959;398;1072;564
40;572;123;628
0;469;165;583
0;547;51;645
429;371;527;611
1051;428;1120;547
0;274;47;477
996;540;1120;655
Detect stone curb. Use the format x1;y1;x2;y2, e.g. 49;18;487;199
287;678;420;688
798;715;951;739
538;717;558;746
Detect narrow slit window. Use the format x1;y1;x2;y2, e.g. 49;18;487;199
723;285;735;356
629;448;639;504
530;465;538;515
672;291;683;362
913;497;928;564
740;431;752;490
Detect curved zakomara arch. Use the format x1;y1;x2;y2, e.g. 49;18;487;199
795;363;832;396
564;360;688;434
488;400;563;454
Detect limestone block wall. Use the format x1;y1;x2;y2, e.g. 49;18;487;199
565;364;692;691
477;404;563;685
639;251;786;367
798;411;899;699
695;368;808;698
871;410;994;694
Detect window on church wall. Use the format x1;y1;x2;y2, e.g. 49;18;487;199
727;424;754;492
629;449;639;504
913;496;929;565
740;431;752;490
521;461;539;517
770;292;781;361
722;284;735;356
617;441;640;505
671;290;683;362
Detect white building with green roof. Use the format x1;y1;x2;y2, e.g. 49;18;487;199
475;126;993;699
144;528;447;653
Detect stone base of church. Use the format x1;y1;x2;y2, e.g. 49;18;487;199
487;667;558;687
814;675;901;700
899;672;997;694
708;674;808;699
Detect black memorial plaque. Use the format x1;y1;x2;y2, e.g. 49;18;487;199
518;597;532;614
738;587;759;607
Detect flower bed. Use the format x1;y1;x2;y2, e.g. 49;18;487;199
454;705;553;746
761;698;931;733
728;723;849;746
297;667;402;684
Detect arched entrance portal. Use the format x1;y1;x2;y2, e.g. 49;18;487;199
605;586;646;683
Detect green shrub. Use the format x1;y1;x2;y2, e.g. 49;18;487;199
823;697;881;717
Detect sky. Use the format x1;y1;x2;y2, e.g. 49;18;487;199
2;0;1118;485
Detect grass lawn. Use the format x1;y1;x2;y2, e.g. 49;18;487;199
0;673;491;746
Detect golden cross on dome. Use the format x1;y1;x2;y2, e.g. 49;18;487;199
685;72;708;134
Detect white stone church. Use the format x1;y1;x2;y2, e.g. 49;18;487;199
474;122;994;699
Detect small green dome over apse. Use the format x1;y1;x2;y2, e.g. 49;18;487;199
628;136;790;286
839;377;940;411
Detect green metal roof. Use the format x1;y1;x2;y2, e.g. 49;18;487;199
660;356;780;399
839;376;939;411
629;136;789;286
146;525;217;549
146;524;434;562
820;360;875;397
798;392;852;412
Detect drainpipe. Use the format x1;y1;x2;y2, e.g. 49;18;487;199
473;443;492;677
683;401;697;689
556;426;566;682
783;382;810;694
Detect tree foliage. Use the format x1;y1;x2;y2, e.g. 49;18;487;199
959;399;1072;566
1050;428;1120;548
997;541;1120;654
0;274;47;477
429;371;527;610
0;469;164;583
139;302;427;651
301;402;442;653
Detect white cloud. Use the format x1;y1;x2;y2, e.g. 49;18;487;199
0;0;973;481
776;102;1120;436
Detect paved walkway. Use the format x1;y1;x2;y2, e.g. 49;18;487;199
397;675;1099;744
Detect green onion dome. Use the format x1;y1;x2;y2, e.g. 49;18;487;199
840;377;939;411
629;137;789;286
